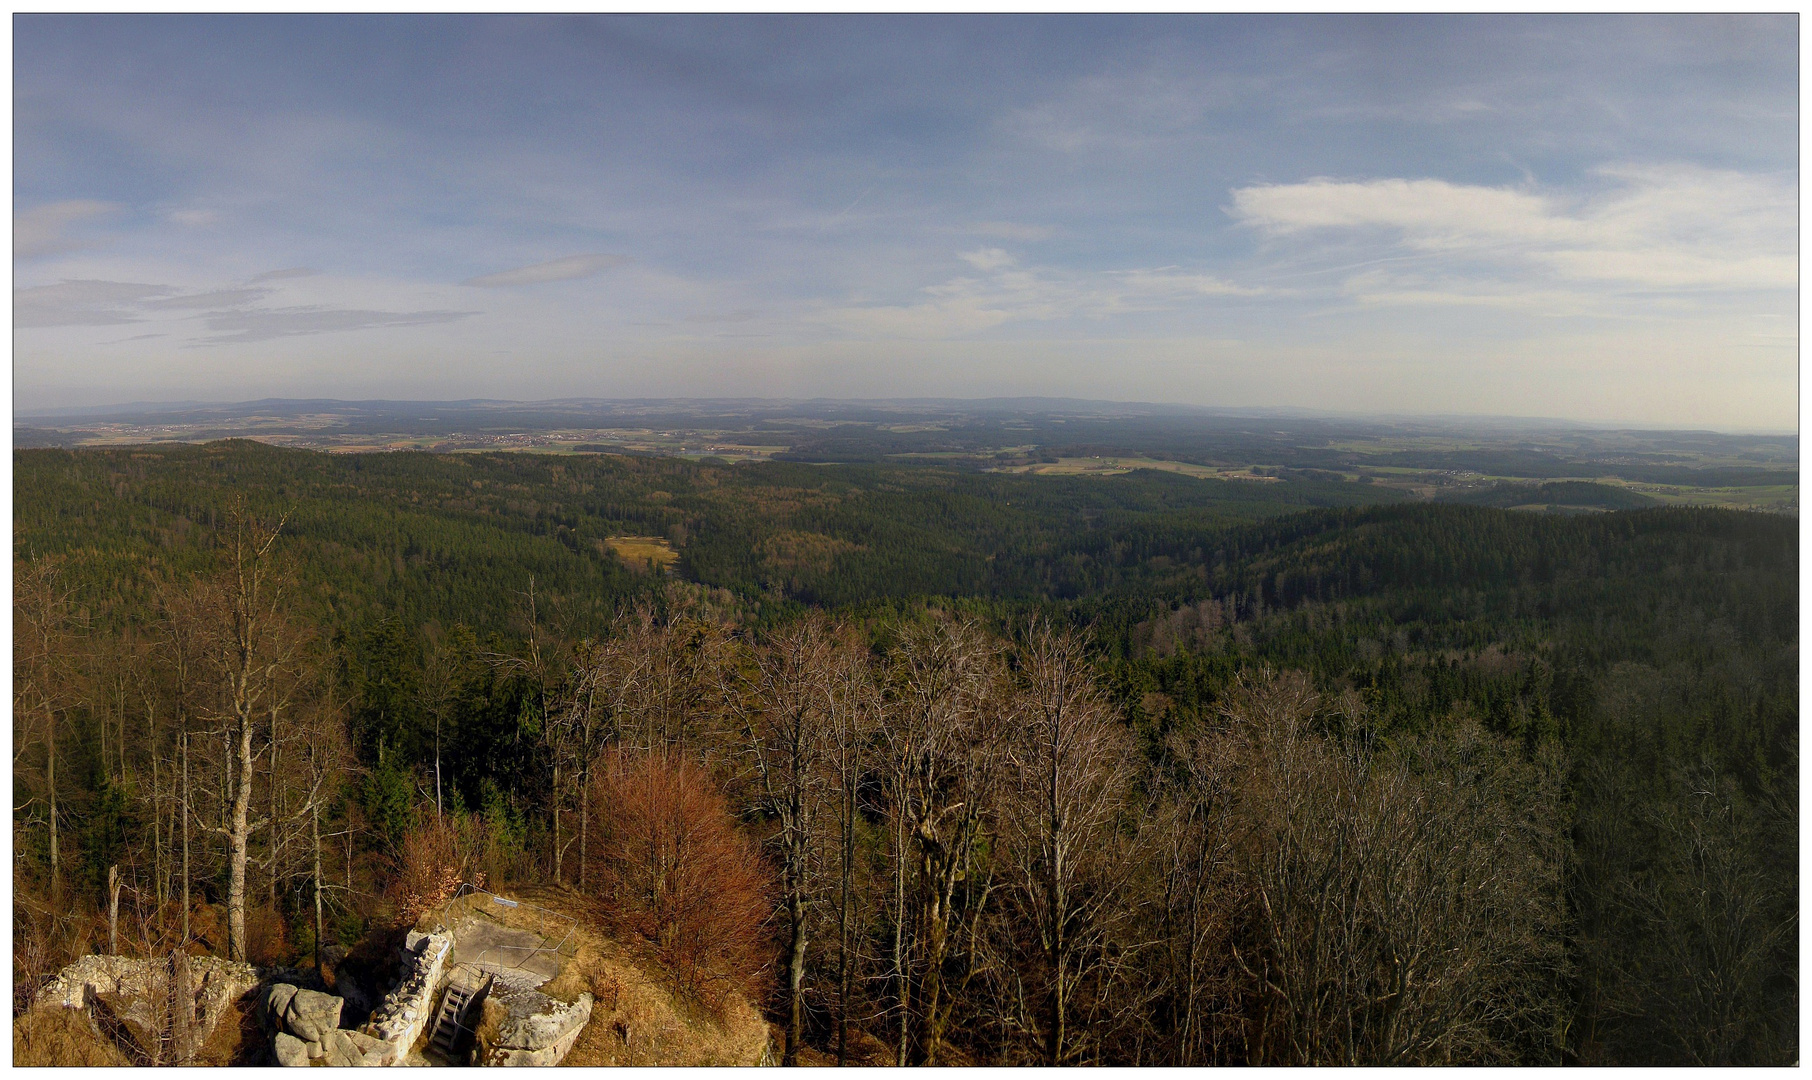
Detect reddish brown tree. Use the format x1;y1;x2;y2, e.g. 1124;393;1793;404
585;749;773;1009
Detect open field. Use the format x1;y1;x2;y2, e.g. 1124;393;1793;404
16;398;1794;514
601;535;681;574
991;455;1283;482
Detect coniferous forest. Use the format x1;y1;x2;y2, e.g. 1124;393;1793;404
13;441;1797;1065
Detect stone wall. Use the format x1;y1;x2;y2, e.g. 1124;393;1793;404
33;952;260;1063
359;930;453;1061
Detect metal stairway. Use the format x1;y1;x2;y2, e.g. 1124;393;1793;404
427;967;489;1063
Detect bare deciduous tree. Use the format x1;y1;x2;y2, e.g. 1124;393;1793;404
996;620;1144;1064
196;499;299;963
880;616;1008;1065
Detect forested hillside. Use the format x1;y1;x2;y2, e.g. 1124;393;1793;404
14;442;1797;1064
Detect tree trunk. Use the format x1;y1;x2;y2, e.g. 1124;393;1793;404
785;890;807;1065
227;706;255;962
893;799;910;1067
150;696;165;911
182;728;191;946
313;795;325;980
170;950;196;1065
838;766;854;1067
47;699;59;900
434;715;443;823
917;887;950;1065
269;707;281;910
108;865;121;955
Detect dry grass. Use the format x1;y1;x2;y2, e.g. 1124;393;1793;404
419;885;770;1067
602;536;680;574
12;1005;131;1067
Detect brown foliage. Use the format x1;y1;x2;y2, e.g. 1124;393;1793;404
389;816;490;927
244;905;294;968
584;748;773;1009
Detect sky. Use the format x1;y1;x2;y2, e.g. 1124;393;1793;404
13;14;1800;429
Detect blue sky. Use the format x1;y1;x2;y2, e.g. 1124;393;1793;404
14;15;1799;428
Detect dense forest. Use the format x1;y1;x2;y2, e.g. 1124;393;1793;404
13;441;1797;1065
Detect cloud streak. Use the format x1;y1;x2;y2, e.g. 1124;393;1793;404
461;253;632;288
194;306;473;344
15;277;475;344
15;200;119;259
15;279;172;326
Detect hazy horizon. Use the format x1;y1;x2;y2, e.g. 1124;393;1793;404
14;393;1800;437
15;15;1799;429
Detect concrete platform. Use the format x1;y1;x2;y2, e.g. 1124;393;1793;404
448;920;563;986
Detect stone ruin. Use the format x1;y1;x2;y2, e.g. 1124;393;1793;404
29;891;595;1068
287;890;590;1067
31;952;260;1065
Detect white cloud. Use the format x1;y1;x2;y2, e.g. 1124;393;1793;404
958;247;1016;272
1228;166;1796;293
148;288;270;310
14;200;119;259
14;275;475;343
461;253;631;287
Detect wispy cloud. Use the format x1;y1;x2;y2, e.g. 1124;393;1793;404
816;252;1265;339
958;248;1016;272
461;253;631;287
1229;166;1796;293
194;306;474;344
15;279;172;326
16;277;475;344
972;222;1056;241
148;288;271;310
15;200;119;259
1110;267;1264;298
250;267;320;283
686;309;760;323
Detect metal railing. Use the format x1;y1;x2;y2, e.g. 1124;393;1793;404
445;883;580;976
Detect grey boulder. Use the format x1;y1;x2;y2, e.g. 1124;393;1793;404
260;983;299;1031
272;1032;310;1067
283;987;344;1043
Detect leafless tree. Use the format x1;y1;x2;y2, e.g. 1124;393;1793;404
823;625;880;1065
878;615;1009;1065
743;613;840;1063
1220;673;1570;1065
15;554;86;901
995;619;1145;1064
194;499;301;962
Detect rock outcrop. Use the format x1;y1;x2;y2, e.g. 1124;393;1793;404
261;982;400;1066
472;969;593;1067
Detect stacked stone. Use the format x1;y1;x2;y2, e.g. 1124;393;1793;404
36;954;256;1013
359;930;453;1059
34;952;259;1064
